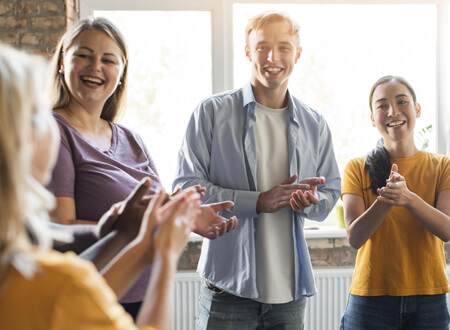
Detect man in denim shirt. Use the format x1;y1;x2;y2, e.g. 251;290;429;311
174;10;341;329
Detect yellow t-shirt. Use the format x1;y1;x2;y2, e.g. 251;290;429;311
0;250;158;330
342;151;450;296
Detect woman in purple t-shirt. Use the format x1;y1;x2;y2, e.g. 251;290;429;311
46;17;236;319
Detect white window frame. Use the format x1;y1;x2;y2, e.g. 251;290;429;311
77;0;449;156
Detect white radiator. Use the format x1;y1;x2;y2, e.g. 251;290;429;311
305;268;353;330
173;267;450;330
173;272;202;330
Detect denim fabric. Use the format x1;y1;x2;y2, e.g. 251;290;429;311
340;294;450;329
197;282;306;330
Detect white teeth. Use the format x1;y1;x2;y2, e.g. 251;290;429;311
265;67;282;73
81;76;103;84
387;120;405;127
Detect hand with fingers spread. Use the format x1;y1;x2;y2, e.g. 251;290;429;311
377;164;412;207
256;174;312;213
290;176;326;212
193;201;238;239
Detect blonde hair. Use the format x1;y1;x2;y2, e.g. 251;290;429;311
0;44;55;278
48;17;128;123
245;11;301;48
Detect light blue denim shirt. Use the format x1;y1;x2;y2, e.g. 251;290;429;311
173;82;341;299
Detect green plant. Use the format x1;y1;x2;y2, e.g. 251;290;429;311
417;124;433;150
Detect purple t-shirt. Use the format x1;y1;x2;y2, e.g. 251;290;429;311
47;113;161;303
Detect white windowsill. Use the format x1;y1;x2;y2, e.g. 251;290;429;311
304;226;347;239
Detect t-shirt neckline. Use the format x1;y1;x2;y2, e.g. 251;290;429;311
53;112;118;154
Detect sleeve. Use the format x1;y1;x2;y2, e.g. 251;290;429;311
46;125;76;198
438;155;450;192
301;116;342;221
51;257;157;330
341;158;365;198
173;101;260;218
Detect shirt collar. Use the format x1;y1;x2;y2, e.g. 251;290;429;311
243;81;256;108
243;81;299;124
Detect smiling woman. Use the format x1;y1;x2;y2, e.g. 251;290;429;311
57;29;125;151
47;17;162;318
45;16;236;320
370;77;421;154
340;75;450;328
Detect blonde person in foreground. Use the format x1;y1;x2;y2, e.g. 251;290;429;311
340;75;450;329
0;43;199;330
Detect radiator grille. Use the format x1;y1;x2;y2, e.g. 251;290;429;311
173;267;450;330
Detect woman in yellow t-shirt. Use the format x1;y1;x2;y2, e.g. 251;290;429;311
340;75;450;329
0;44;200;330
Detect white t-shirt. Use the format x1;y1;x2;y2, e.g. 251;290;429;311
254;103;294;304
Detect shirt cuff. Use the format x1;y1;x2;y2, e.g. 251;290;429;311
234;190;260;218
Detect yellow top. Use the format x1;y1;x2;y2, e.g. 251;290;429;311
342;151;450;296
0;250;158;330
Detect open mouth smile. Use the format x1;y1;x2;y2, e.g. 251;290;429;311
386;120;406;127
80;76;105;85
264;67;283;73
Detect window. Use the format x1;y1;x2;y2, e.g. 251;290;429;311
93;10;212;190
234;3;437;173
82;0;449;226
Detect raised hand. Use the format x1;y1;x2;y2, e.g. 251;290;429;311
193;201;238;239
290;177;326;212
256;174;311;213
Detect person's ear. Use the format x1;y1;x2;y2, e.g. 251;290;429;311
245;46;252;62
59;52;65;75
294;47;302;64
370;113;376;127
415;103;421;118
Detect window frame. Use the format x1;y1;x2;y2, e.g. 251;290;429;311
78;0;449;155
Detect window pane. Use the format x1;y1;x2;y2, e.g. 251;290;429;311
95;10;212;190
234;4;436;225
234;4;436;166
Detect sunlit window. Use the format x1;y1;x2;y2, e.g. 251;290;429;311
88;2;447;227
234;4;436;226
234;3;437;171
95;10;212;191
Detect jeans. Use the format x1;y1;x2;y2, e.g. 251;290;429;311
197;281;307;330
340;294;450;330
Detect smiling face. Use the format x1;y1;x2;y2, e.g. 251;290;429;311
245;18;301;98
370;80;421;148
61;28;124;112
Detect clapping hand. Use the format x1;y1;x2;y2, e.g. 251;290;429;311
96;178;152;240
377;164;412;207
193;202;238;239
290;176;326;212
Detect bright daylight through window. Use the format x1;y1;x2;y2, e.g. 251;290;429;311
95;10;212;191
93;2;446;226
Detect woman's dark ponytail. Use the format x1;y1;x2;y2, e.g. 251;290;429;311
365;138;390;193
